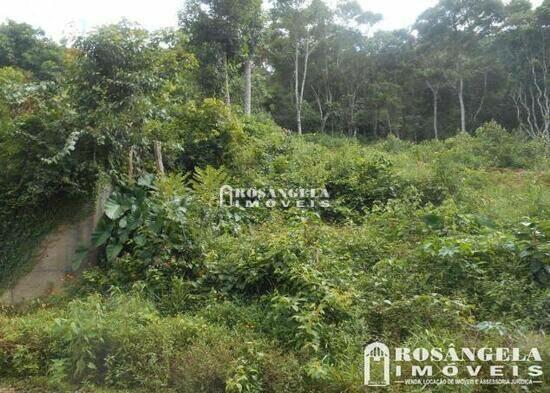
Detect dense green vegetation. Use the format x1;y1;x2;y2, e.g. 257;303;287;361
1;118;549;391
0;0;549;391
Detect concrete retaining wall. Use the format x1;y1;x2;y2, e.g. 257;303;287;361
0;186;111;304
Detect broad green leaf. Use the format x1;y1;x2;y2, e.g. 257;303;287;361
106;243;123;262
137;173;155;188
134;234;146;247
72;245;89;271
91;219;114;247
423;214;444;229
104;194;130;220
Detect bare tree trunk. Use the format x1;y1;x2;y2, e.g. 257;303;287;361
128;146;134;182
374;110;378;138
312;88;325;133
515;59;550;140
294;42;301;134
433;94;439;140
473;70;488;124
531;59;550;137
300;39;310;114
244;57;252;116
348;91;357;137
223;53;231;106
458;76;466;133
294;39;313;135
312;86;331;133
426;81;439;140
154;141;165;176
512;89;524;130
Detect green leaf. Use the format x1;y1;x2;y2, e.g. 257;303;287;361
106;243;123;262
134;234;146;247
423;214;444;229
476;215;495;228
137;173;155;188
126;211;142;231
104;194;130;220
91;219;113;247
72;245;89;271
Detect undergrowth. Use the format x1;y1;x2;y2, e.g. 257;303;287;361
1;118;549;392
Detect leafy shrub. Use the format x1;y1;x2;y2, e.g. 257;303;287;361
170;339;235;392
371;294;473;342
475;121;532;168
377;133;413;153
0;72;100;289
152;98;244;171
324;152;399;220
2;101;550;393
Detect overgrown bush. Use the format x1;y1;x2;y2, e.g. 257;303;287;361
1;83;549;393
150;98;244;170
474;121;544;168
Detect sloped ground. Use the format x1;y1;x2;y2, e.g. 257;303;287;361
0;123;549;392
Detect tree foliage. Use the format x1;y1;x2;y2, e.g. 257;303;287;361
0;2;549;391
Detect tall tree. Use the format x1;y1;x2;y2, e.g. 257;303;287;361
271;0;332;134
180;0;263;112
499;0;550;140
0;20;63;80
417;49;450;139
241;0;263;115
415;0;504;133
71;22;194;169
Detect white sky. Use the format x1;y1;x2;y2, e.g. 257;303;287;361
0;0;544;42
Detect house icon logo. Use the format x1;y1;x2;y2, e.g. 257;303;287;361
219;184;233;207
364;342;391;386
